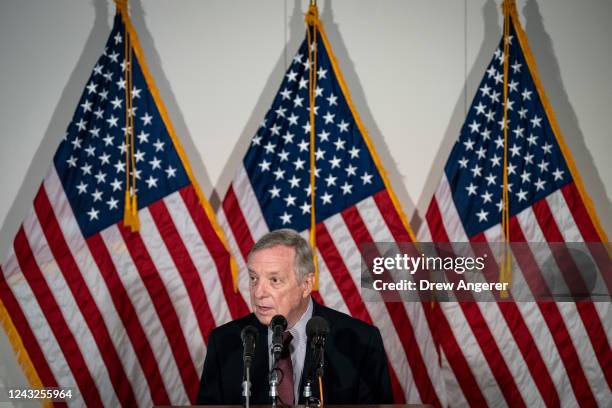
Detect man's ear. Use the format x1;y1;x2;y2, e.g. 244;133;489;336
302;273;314;298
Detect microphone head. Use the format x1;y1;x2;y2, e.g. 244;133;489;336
241;325;258;342
270;314;288;330
306;316;330;338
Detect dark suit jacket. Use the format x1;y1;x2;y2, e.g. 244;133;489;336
197;300;393;404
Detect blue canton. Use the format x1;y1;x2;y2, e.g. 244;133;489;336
244;31;385;232
445;20;571;237
53;15;190;238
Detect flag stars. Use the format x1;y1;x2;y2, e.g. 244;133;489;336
527;134;538;146
287;113;299;126
518;107;528;119
334;139;346;151
516;189;528;202
337;120;349;133
75;118;88;132
321;191;333;204
165;165;177;178
490;154;501;167
468;120;481;133
76;181;88;194
553;168;564;181
360;172;373;185
345;164;357;177
277;150;290;162
81;100;93;113
481;190;493;204
511;61;522;73
476;209;489;222
512;126;525;138
323;111;335;124
66;156;77;167
298;77;308;89
275;106;287;118
537;160;550;173
475;146;487;160
466;183;478;196
329;155;342;169
325;174;337;187
284;194;297;207
258;159;271;172
94;171;107;184
86;82;98;94
114;160;125;173
106;115;119;128
110;178;122;191
294;96;304;108
134;150;145;162
85;145;96;157
91;189;103;202
280;212;292;225
87;207;100;221
153;139;165;152
317;67;327;79
99;153;111;165
541;142;553;154
534;178;547;191
318;130;330;142
485;173;497;185
524;153;535;165
300;202;311;214
286;70;298;82
474;102;486;115
141;112;153;126
145;176;158;189
263;142;276;154
348;146;360;159
530;115;542;128
93;107;105;120
116;78;126;90
149;156;162;170
114;32;122;44
315;148;326;161
510;144;521;157
273;168;285;180
470;164;482;178
280;88;292;100
508;80;519;93
282;132;295;144
111;96;123;110
520;170;531;184
106;197;119;210
507;163;517;175
480;84;491;97
293;157;306;170
269;123;281;136
137;131;150;144
463;138;475;151
81;163;93;175
288;175;300;188
326;93;338;106
458;157;469;168
340;182;353;195
268;186;281;198
521;89;532;101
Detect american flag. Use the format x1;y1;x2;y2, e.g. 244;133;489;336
0;8;247;407
218;7;444;406
418;5;611;407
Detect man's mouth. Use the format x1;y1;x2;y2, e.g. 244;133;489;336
255;305;274;314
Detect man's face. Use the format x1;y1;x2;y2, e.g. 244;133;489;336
248;245;312;327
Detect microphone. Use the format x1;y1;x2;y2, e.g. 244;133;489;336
241;325;258;367
306;316;330;349
270;315;288;361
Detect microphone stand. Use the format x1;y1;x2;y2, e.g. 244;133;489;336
303;337;325;408
242;355;252;408
269;350;280;408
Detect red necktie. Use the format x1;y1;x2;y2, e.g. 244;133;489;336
277;331;294;405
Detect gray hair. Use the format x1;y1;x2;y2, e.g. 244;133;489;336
248;229;315;282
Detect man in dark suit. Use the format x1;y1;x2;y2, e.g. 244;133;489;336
197;229;393;405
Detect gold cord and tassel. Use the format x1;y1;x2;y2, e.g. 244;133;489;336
116;0;140;232
499;0;515;298
306;2;320;290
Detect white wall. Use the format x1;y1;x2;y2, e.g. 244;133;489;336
0;0;610;399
